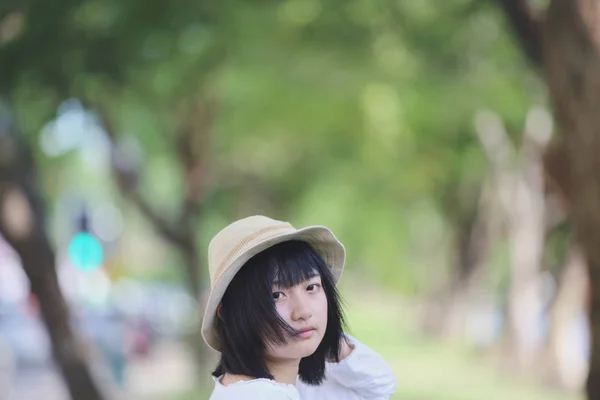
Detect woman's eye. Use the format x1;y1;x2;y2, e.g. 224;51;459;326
307;284;320;292
272;292;284;300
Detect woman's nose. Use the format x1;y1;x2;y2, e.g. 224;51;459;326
290;294;312;321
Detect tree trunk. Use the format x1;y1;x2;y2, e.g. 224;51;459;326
0;116;106;400
542;1;600;397
544;244;588;391
5;229;106;400
474;108;551;368
505;172;546;370
436;181;498;341
101;98;210;302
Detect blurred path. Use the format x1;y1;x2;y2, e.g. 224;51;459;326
11;367;68;400
5;340;197;400
126;341;198;398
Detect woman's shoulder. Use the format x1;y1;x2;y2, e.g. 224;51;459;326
210;375;300;400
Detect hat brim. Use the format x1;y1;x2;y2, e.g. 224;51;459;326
201;225;345;352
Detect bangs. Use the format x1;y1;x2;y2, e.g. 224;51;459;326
269;242;322;289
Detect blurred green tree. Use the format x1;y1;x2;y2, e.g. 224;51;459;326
1;0;563;397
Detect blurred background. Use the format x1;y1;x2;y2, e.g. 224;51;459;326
0;0;597;399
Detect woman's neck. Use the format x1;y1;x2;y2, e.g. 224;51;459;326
266;358;301;385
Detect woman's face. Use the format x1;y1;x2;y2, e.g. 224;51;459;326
265;274;328;361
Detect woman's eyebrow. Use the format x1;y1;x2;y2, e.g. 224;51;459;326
271;273;320;287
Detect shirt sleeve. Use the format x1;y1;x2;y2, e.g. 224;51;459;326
324;333;397;399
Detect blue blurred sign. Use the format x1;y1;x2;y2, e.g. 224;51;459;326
68;232;103;271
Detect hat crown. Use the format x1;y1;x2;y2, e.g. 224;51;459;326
207;215;294;286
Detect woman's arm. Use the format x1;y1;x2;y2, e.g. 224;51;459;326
325;333;397;399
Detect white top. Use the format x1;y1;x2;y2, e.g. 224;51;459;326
209;334;397;399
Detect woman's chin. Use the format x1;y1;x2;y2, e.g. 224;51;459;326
292;337;321;358
268;334;323;359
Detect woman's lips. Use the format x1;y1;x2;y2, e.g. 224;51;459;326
295;327;316;339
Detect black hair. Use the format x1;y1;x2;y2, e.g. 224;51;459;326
212;240;345;385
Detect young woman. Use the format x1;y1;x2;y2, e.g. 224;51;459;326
202;215;397;399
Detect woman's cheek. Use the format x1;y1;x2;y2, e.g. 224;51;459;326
276;302;291;322
317;291;328;313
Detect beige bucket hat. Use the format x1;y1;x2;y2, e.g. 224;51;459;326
201;215;346;351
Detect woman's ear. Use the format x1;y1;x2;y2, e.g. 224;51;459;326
217;304;224;320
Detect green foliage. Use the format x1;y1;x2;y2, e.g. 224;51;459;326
1;0;544;293
544;221;574;276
